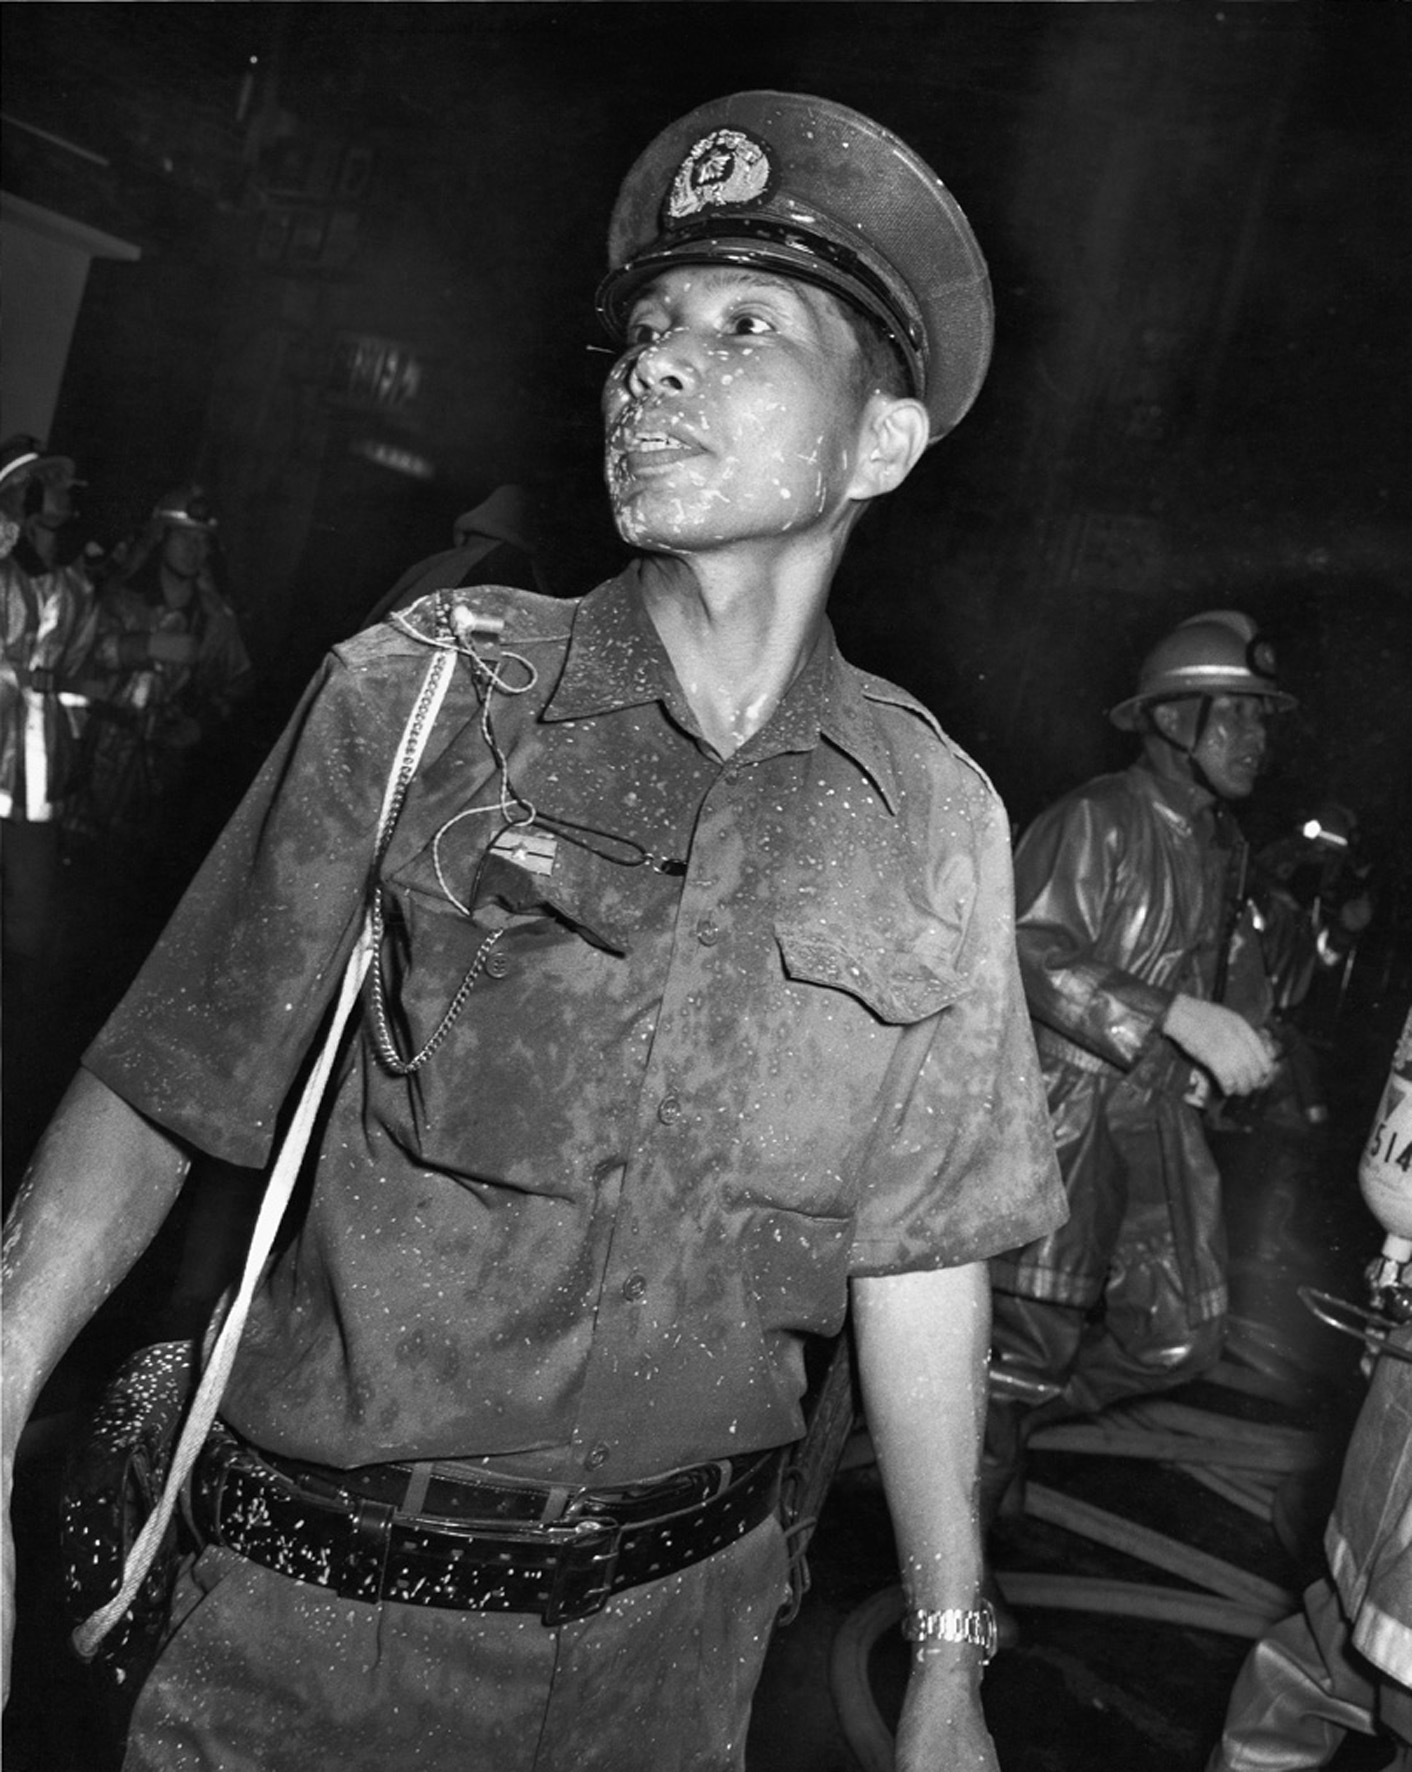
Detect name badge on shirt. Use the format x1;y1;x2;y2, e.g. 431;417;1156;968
489;824;558;877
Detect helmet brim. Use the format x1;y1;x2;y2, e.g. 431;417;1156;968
1110;686;1298;732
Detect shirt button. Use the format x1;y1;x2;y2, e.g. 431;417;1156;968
657;1094;682;1124
696;917;720;946
585;1442;610;1471
483;949;511;978
622;1273;647;1301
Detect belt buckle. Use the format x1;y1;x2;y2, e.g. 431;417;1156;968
542;1515;621;1626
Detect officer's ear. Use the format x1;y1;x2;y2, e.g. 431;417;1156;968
848;394;929;502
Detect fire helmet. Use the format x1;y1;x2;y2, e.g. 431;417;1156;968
0;434;80;510
151;485;217;532
1109;610;1296;731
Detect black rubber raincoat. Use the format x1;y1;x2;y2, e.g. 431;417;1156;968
990;760;1271;1411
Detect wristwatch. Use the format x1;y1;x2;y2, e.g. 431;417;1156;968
901;1600;999;1664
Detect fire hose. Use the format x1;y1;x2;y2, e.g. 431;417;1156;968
827;1376;1312;1769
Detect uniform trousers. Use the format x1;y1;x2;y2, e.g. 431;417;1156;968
124;1515;788;1772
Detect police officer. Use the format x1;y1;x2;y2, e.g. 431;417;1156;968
3;94;1063;1771
986;611;1291;1518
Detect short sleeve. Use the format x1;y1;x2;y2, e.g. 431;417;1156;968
83;648;413;1167
849;772;1066;1274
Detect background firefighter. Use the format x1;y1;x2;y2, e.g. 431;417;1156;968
76;485;250;852
984;611;1292;1531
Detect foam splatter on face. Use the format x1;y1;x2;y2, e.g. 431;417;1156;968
1190;695;1270;801
602;266;870;555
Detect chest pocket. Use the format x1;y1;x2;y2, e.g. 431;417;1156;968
775;919;969;1025
721;912;970;1278
371;841;648;1102
385;814;651;962
369;838;675;1194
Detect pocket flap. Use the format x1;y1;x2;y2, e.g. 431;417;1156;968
776;923;968;1024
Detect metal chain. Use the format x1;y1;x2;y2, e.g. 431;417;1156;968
365;592;573;1076
367;906;504;1076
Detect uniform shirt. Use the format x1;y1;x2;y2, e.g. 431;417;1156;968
87;568;1063;1481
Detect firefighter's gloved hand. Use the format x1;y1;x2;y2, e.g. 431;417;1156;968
1163;995;1278;1096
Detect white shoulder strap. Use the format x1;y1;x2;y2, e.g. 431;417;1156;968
74;640;458;1659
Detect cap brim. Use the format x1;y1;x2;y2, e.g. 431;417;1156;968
599;231;923;373
597;235;992;442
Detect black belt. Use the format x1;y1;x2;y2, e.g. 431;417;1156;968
192;1430;782;1626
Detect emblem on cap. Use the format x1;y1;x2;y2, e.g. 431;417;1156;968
666;129;775;222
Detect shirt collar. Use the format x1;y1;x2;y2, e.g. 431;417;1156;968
809;643;902;813
543;564;673;720
545;561;901;812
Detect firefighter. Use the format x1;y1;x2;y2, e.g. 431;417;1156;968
985;611;1292;1518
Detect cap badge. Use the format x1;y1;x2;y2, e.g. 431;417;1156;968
666;128;775;222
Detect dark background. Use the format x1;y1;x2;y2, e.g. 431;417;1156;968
4;3;1409;882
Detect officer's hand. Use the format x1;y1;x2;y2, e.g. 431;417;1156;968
894;1655;998;1772
1163;994;1277;1096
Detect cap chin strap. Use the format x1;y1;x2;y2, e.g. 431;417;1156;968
1148;696;1223;798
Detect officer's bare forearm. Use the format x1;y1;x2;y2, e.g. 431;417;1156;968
853;1264;997;1770
852;1263;990;1611
2;1070;190;1455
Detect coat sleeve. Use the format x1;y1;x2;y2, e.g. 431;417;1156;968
1012;790;1172;1070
